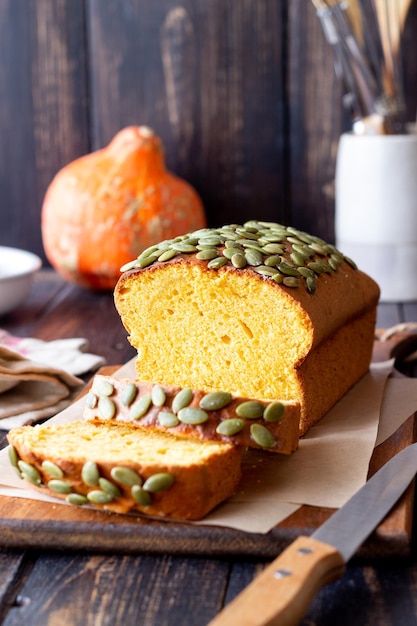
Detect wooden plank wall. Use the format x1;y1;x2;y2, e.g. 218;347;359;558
0;0;416;264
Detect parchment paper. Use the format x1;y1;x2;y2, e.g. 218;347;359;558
1;358;416;534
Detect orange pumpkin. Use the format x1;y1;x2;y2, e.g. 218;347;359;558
41;126;206;290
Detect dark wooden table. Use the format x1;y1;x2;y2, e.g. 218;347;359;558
1;270;417;626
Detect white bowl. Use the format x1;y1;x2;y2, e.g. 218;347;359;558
0;246;42;316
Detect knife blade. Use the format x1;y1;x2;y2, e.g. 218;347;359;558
207;442;417;626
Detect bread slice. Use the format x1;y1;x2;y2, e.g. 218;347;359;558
83;374;300;454
115;221;380;435
7;420;242;520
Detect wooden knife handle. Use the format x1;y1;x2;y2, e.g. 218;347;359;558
208;536;345;626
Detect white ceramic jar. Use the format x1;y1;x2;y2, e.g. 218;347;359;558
335;132;417;301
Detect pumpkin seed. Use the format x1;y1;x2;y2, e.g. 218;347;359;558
216;418;245;436
99;477;121;498
81;461;100;487
250;424;276;448
207;257;228;269
283;276;299;287
290;252;306;267
272;273;283;284
85;392;98;409
264;254;282;267
292;244;314;259
263;402;285;423
196;249;219;261
198;235;223;246
158;411;180;427
48;479;72;494
151;385;166;407
42;460;64;479
278;262;300;277
328;257;339;271
306;276;317;294
255;265;279;277
297;267;316;279
236;401;264;419
137;253;160;268
87;490;113;505
171;242;198;253
331;252;344;263
8;446;18;468
120;259;141;272
307;261;330;274
225;240;242;249
17;460;41;485
111;466;143;486
178;407;209;425
199;391;232;411
120;383;138;406
344;256;358;269
158;248;177;262
262;243;285;254
98;396;116;420
130;395;152;420
66;493;88;506
172;388;193;413
131;485;152;506
93;379;114;397
231;252;247;269
143;473;175;492
245;249;263;266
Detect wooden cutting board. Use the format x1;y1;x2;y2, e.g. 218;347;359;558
0;357;416;560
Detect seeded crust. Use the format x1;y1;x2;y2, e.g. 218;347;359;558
114;222;380;435
7;421;242;521
83;375;300;454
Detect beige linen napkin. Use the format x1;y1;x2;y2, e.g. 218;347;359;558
0;346;85;429
0;331;105;430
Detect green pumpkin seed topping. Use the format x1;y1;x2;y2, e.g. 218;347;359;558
93;379;114;397
158;411;180;427
98;477;121;498
216;418;246;436
236;401;265;419
142;472;175;493
263;402;285;423
66;493;88;506
177;407;209;425
111;466;143;486
98;396;116;420
200;391;232;411
120;383;138;406
129;395;152;420
87;490;114;505
172;388;193;413
48;479;72;494
17;460;41;485
85;392;98;409
151;385;166;407
8;446;18;468
250;423;276;448
120;221;356;294
42;460;64;479
81;461;100;487
131;485;152;507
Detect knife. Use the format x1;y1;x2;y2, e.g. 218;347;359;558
208;442;417;626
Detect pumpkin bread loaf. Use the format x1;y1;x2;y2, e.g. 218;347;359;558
7;420;242;520
83;375;300;454
114;221;380;436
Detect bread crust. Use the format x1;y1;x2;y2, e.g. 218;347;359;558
7;421;242;521
83;375;300;454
